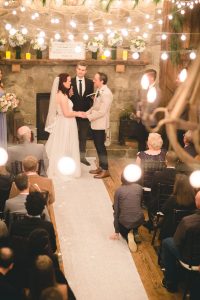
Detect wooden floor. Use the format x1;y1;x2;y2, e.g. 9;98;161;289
103;158;182;300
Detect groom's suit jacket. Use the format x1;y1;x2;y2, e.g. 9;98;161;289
86;85;113;130
70;77;94;112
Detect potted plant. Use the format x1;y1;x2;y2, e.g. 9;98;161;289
31;38;47;59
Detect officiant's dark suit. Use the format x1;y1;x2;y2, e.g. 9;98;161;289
71;66;94;165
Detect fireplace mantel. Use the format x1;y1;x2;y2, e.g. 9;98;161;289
0;59;149;66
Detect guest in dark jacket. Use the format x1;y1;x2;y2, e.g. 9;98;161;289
160;174;196;240
0;165;13;211
110;172;144;252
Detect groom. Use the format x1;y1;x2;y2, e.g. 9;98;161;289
70;61;94;166
85;72;113;179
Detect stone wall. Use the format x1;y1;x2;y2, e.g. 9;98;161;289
1;63;147;141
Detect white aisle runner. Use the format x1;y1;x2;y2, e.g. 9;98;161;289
53;159;148;300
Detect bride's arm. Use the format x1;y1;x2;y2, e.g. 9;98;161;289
58;93;82;118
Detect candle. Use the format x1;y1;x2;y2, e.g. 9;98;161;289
6;51;11;59
26;53;31;60
122;50;128;61
101;54;106;60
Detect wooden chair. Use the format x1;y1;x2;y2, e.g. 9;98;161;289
151;183;174;245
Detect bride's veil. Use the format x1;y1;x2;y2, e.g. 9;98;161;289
45;76;59;133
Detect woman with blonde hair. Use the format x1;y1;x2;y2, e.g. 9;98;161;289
160;174;196;240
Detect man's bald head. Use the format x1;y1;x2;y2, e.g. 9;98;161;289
17;126;31;143
0;247;14;271
195;191;200;209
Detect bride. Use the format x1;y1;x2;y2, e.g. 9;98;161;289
45;73;84;180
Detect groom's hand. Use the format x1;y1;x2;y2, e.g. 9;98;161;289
69;86;74;98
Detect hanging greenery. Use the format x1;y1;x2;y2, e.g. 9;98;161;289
170;8;184;65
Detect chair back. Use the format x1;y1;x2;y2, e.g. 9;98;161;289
142;160;166;188
181;223;200;266
10;160;23;176
173;209;194;229
156;183;174;212
38;159;47;177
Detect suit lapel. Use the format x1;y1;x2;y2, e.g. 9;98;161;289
72;78;80;98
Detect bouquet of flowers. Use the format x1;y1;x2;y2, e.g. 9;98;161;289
108;31;123;47
130;36;146;52
0;93;19;113
31;38;47;51
8;30;27;48
0;38;7;50
87;37;104;52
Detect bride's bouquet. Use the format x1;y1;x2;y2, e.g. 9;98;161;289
0;93;19;113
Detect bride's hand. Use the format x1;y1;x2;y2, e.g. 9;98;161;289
76;111;87;118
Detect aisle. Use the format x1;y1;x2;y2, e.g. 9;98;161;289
53;158;148;300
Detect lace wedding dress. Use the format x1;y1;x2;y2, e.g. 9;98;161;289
45;97;81;181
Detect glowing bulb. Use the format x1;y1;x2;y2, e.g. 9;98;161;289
147;86;157;103
161;52;168;60
68;34;74;40
123;164;142;183
70;20;77;28
143;33;148;39
9;28;16;36
5;23;11;31
135;27;140;32
145;14;150;19
106;28;111;34
75;45;82;53
12;10;17;15
141;74;149;90
35;12;39;18
21;28;28;35
107;20;112;25
0;148;8;166
104;49;111;57
189;170;200;188
127;17;131;23
98;33;104;40
190;51;196;60
132;52;139;60
83;34;89;41
39;31;45;38
89;25;94;31
148;24;153;29
181;9;185;14
168;14;173;20
57;157;76;175
20;6;26;12
37;37;44;45
178;68;187;82
54;33;61;40
158;19;163;25
31;15;36;20
161;34;167;40
157;9;162;14
121;28;128;37
4;1;9;6
181;34;186;41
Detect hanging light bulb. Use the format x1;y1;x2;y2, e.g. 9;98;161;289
178;68;187;82
37;37;45;45
121;28;128;37
21;27;28;35
20;6;26;12
57;157;76;175
9;28;16;36
143;32;148;39
75;45;82;53
189;170;200;188
189;51;196;60
145;14;150;19
158;19;163;25
157;9;162;14
39;31;45;38
0;148;8;166
54;33;61;40
141;74;149;90
147;86;157;103
161;33;167;40
181;34;186;41
181;9;185;14
83;33;89;41
168;14;173;20
135;27;140;32
148;24;153;30
127;17;131;23
98;33;104;40
68;34;74;41
132;52;139;60
12;10;17;15
107;20;112;25
161;52;168;60
104;49;111;57
70;20;77;28
5;23;12;31
106;28;112;34
123;164;142;183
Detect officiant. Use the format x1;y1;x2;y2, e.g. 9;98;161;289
0;68;7;149
70;61;94;166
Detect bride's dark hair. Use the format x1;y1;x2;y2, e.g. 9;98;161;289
58;73;70;96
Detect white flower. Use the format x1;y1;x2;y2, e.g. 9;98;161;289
0;38;7;47
108;31;123;47
8;31;27;48
31;38;47;51
0;93;19;113
87;37;104;52
130;36;146;53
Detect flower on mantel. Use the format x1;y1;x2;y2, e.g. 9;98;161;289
8;31;27;48
107;31;123;47
0;93;19;113
130;36;146;53
0;38;7;50
31;38;47;51
87;36;104;53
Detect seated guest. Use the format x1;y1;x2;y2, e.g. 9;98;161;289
0;247;22;300
5;173;50;226
161;191;200;294
10;192;57;253
183;130;197;157
40;287;63;300
110;172;144;253
0;164;14;211
136;133;166;188
0;220;9;248
159;174;196;241
7;125;49;175
27;255;68;300
9;156;55;205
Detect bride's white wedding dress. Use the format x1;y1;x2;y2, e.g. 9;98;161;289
45;97;81;181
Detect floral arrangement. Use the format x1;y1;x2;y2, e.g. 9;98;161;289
108;31;123;47
8;30;27;48
0;38;7;49
0;93;19;113
130;36;146;53
31;38;47;51
87;37;104;52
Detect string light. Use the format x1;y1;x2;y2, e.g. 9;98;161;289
181;34;186;41
20;6;26;12
189;170;200;188
143;32;148;39
135;27;140;33
189;51;196;60
161;33;167;40
168;14;173;20
148;24;153;30
104;49;111;57
12;10;17;15
75;45;82;53
21;27;28;35
145;14;150;19
68;34;74;40
123;164;142;183
158;19;163;25
0;148;8;166
132;52;139;60
70;20;77;28
141;74;149;90
9;28;16;36
161;52;168;60
107;20;112;25
121;28;128;37
57;157;76;175
178;68;187;82
147;86;157;103
54;33;61;40
39;31;46;38
98;33;104;40
5;23;12;30
83;33;89;41
127;17;131;23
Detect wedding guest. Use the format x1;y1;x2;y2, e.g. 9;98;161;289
86;72;113;179
9;156;55;205
70;61;94;166
110;172;144;252
0;164;14;211
183;130;197;157
45;73;85;180
40;287;63;300
0;68;7;149
7;125;49;176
